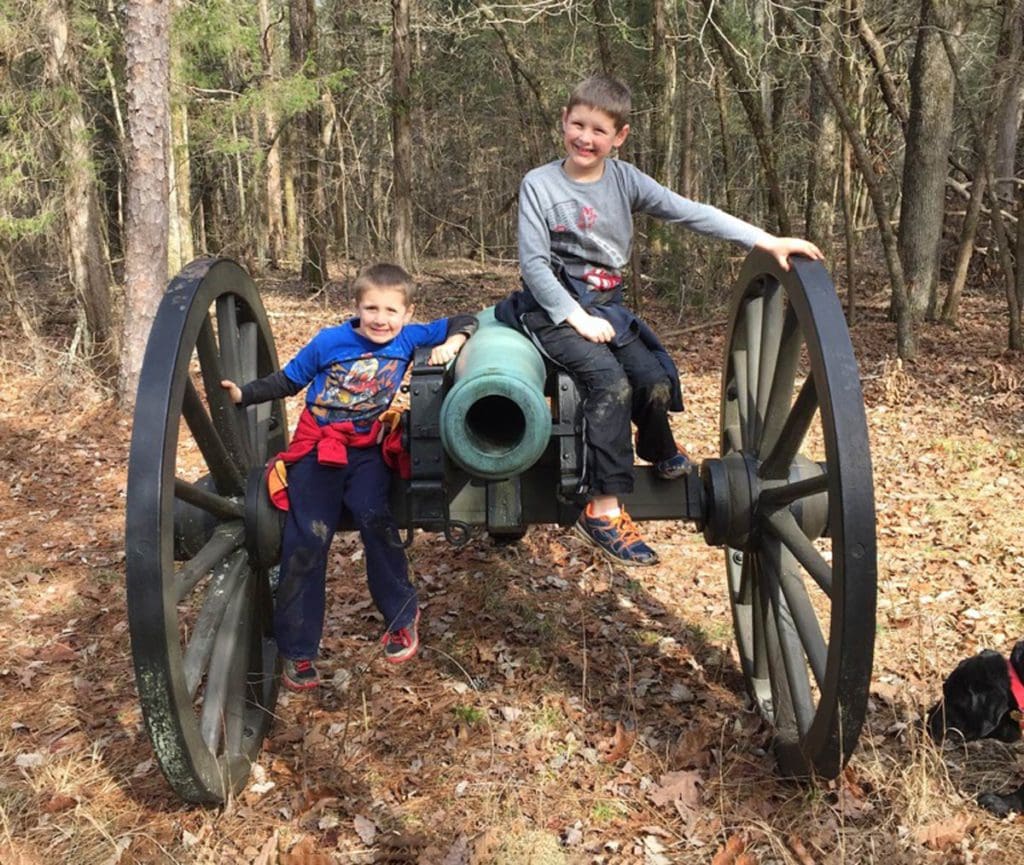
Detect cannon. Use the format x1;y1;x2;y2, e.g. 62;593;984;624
125;252;876;803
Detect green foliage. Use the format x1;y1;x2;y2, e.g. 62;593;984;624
174;0;262;90
453;704;484;725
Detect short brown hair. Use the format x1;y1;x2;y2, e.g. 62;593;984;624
353;262;416;305
566;76;632;130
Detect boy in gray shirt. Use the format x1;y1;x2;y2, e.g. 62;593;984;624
496;75;823;566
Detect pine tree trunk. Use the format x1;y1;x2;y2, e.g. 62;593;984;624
119;0;170;406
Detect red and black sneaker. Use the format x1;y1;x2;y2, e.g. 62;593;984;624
382;609;421;664
282;657;320;691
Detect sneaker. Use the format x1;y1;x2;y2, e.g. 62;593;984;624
382;608;421;664
655;447;693;480
282;657;320;691
575;505;659;566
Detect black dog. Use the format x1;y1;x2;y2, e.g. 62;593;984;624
927;641;1024;817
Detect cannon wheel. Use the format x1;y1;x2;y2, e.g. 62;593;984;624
719;251;876;778
125;258;286;804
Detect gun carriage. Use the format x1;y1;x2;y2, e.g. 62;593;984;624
125;251;876;803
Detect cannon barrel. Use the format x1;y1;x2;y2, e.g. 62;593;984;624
439;307;551;481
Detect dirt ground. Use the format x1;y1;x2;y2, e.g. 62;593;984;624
2;258;1024;864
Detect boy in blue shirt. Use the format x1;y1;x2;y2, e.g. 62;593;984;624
497;75;823;567
222;263;477;689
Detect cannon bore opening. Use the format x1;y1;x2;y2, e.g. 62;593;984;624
464;395;526;455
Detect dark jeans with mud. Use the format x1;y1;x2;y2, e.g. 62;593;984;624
274;447;417;661
526;316;677;496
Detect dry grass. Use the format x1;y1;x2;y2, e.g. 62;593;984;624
1;260;1024;863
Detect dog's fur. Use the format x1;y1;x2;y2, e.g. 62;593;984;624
927;641;1024;817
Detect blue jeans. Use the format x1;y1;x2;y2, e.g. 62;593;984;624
274;447;416;660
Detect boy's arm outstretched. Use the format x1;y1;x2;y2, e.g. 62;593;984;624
221;370;303;406
427;312;478;365
753;235;825;271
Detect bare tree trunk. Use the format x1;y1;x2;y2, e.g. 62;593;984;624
168;99;194;269
392;0;415;269
119;0;170;406
940;0;1024;332
258;0;285;268
700;0;792;234
777;5;913;356
283;138;300;264
714;70;735;214
994;54;1024;202
851;0;908;134
678;1;696;200
840;0;858;322
899;0;957;322
593;0;615;75
650;0;678;189
43;0;115;379
290;0;327;287
805;0;839;257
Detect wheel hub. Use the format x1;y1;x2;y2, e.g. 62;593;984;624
700;453;828;550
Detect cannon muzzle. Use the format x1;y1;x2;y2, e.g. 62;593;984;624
439;307;551;480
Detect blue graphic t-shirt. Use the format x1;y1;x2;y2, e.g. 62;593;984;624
282;317;448;428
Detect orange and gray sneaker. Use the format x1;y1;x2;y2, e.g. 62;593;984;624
382;608;421;663
655;447;694;480
575;504;659;566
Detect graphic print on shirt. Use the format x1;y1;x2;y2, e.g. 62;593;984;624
547;199;627;273
310;354;402;424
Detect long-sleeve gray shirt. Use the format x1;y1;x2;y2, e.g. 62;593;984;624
518;158;770;324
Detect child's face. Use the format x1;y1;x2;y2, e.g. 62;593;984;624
561;104;629;180
354;285;414;344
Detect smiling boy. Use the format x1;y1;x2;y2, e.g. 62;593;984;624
221;263;476;688
497;75;823;566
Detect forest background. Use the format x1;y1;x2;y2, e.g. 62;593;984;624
3;0;1024;863
6;0;1024;397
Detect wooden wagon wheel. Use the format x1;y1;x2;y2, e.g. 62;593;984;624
704;250;877;778
125;258;287;803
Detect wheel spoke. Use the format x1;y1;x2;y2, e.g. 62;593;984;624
730;350;751;449
183;379;245;494
760;375;818;480
756;556;795;726
758;472;829;510
183;550;248;698
759;305;801;460
744;294;763;446
217;295;243;384
754;282;784;445
760;546;827;688
763;508;833;596
174;477;245;521
175;523;245;602
749;554;769;682
199;564;252;754
239;321;268;461
761;551;816;736
197;313;253;468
